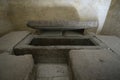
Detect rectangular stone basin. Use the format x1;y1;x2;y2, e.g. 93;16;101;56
29;38;96;46
14;35;103;55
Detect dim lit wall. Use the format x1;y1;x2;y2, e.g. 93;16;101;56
7;0;81;30
0;0;111;34
0;0;14;36
101;0;120;38
7;0;111;32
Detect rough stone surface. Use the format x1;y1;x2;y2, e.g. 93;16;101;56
36;63;69;80
0;31;30;53
70;49;120;80
0;0;14;36
39;30;62;37
63;31;83;37
96;35;120;55
0;53;34;80
27;20;98;30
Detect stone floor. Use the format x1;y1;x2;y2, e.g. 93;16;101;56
35;63;69;80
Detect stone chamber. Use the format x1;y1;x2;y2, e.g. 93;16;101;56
0;0;120;80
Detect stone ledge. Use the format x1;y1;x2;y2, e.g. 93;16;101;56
0;31;31;53
70;49;120;80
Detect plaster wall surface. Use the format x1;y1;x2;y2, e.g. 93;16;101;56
7;0;111;32
0;0;14;36
101;0;120;38
73;0;111;33
8;0;80;30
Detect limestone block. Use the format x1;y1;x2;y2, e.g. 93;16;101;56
0;53;34;80
70;49;120;80
0;31;30;53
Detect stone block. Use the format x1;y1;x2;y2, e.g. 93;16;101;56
0;31;30;53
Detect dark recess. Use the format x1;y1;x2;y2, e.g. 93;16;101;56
29;38;96;46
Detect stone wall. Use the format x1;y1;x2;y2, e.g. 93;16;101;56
7;0;111;33
0;0;112;34
74;0;111;33
8;0;80;30
0;0;14;36
101;0;120;38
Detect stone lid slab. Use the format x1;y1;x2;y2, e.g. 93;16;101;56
27;20;98;30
